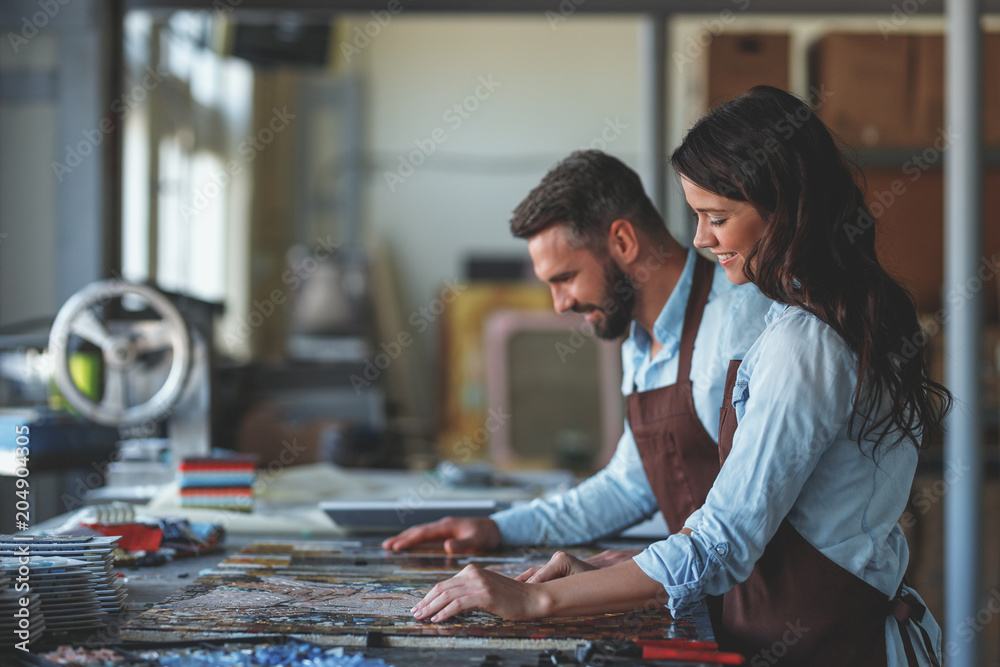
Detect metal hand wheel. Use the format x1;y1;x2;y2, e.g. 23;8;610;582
48;280;192;427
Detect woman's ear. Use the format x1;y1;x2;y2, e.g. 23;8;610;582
607;219;641;266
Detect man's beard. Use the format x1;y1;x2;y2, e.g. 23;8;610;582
577;259;635;340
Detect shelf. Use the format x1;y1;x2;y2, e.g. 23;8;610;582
851;145;1000;170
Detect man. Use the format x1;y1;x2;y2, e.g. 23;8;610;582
383;150;771;563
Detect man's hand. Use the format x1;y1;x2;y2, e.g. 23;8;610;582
381;517;502;554
514;550;597;583
583;548;644;569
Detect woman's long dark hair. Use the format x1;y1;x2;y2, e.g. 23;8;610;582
671;85;951;453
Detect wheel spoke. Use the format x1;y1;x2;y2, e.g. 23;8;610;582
134;320;174;353
71;309;113;347
101;368;128;413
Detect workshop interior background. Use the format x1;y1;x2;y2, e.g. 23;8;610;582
1;0;1000;662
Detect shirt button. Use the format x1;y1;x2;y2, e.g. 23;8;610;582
715;545;728;556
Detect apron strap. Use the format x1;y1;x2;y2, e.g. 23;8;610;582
677;253;715;384
890;587;941;667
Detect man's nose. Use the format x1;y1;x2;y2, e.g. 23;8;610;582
552;287;573;314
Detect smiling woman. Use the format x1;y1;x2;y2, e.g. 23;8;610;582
412;86;951;667
682;177;766;286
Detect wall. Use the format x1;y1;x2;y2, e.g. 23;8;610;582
342;14;645;425
0;30;59;325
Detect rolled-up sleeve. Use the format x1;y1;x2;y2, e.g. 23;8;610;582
491;423;658;546
632;311;859;613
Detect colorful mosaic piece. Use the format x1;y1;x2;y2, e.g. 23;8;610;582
122;541;710;649
40;640;391;666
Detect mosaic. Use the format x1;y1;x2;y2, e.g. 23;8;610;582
40;639;391;666
122;541;710;648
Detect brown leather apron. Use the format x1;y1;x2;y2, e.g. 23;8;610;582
626;253;720;533
711;359;939;667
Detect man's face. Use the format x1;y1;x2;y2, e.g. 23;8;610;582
527;225;635;340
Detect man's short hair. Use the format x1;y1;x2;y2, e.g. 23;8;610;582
510;150;665;252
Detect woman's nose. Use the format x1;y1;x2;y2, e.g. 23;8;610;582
693;218;716;249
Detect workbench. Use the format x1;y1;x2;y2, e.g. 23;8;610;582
6;533;720;667
3;464;723;666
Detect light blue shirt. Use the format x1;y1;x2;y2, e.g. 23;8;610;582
632;302;941;666
491;247;773;544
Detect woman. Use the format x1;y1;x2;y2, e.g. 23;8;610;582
411;86;950;666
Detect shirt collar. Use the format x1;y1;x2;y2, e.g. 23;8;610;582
624;246;697;358
764;301;790;326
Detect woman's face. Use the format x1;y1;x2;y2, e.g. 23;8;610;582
682;177;768;286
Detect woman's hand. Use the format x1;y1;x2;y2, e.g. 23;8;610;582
514;550;598;583
414;557;668;622
412;563;551;622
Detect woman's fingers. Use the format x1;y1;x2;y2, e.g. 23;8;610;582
413;583;471;622
525;551;596;583
412;564;540;622
413;564;480;621
514;566;540;582
424;596;472;623
524;560;564;584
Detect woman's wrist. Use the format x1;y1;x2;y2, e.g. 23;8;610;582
527;559;667;619
532;583;556;619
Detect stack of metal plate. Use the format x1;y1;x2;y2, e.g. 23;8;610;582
0;577;44;648
0;534;128;637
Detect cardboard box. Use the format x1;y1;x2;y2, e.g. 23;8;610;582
985;33;1000;145
911;33;998;147
812;33;917;147
868;167;1000;318
913;34;944;147
707;33;790;109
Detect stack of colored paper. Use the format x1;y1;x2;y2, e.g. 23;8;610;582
179;456;256;512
